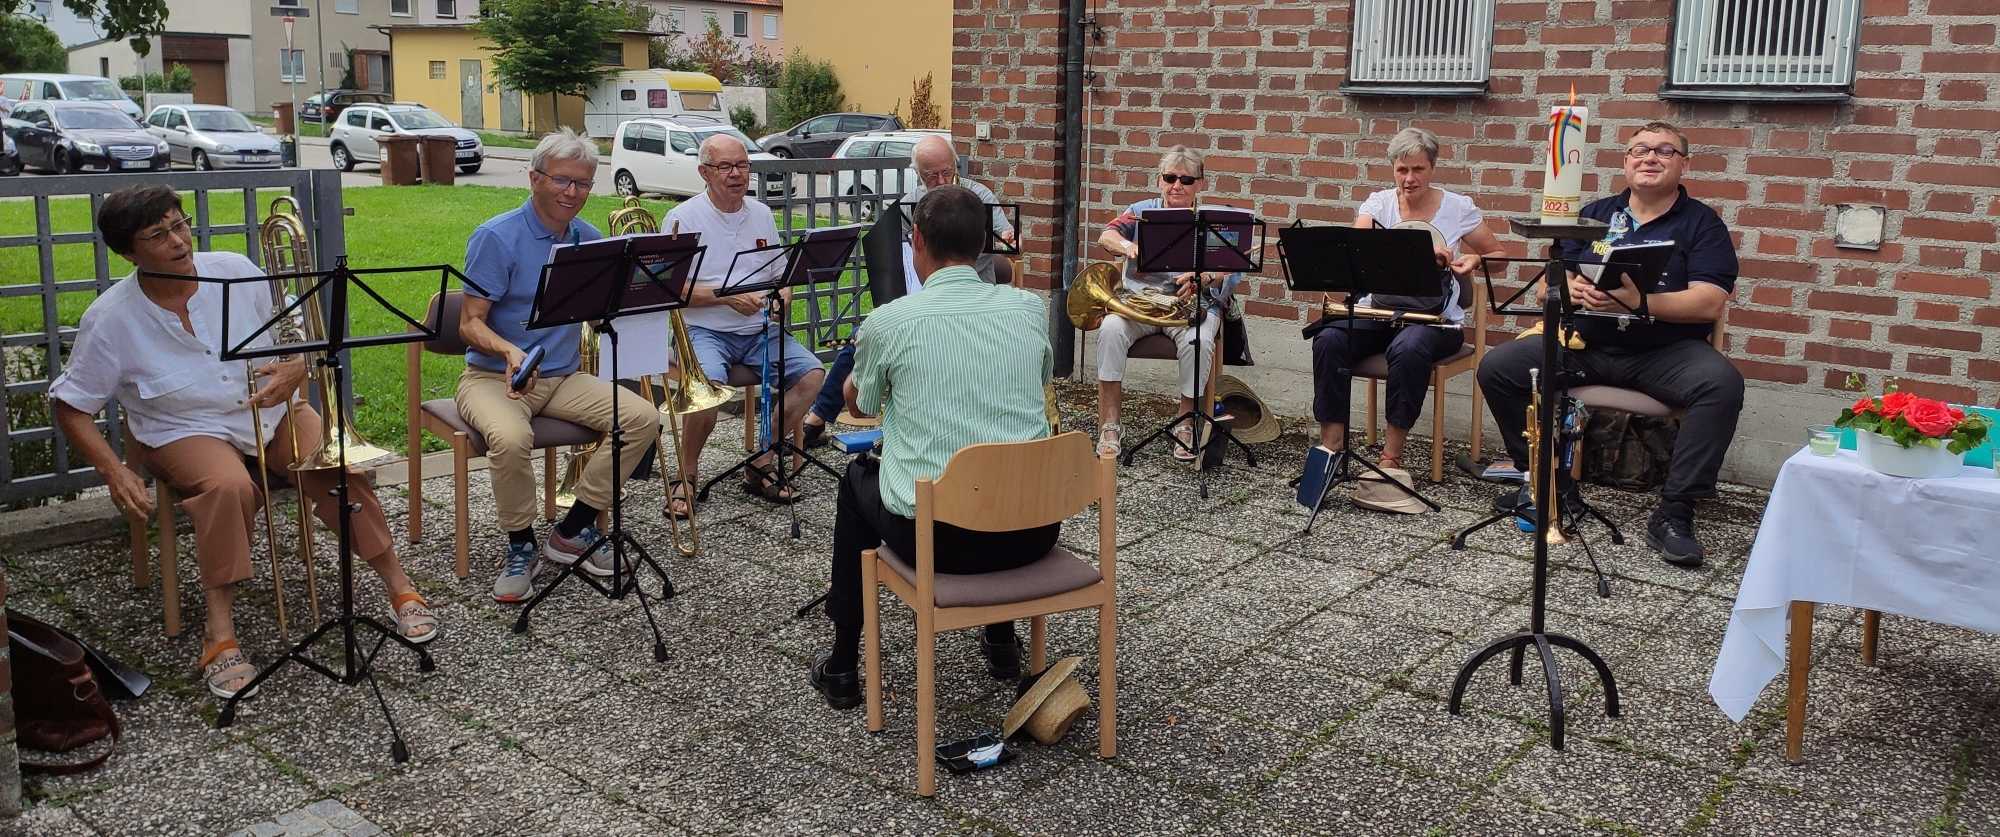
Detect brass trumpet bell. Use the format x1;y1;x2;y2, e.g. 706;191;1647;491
1066;261;1191;330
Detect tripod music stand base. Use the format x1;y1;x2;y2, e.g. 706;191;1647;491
1302;447;1441;535
514;529;674;664
1449;496;1626;550
215;614;434;763
1121;411;1257;499
1447;629;1621;751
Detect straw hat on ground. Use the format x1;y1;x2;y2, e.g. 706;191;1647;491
1351;466;1428;515
1002;656;1090;744
1213;375;1278;445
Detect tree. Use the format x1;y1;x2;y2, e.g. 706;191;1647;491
769;50;845;132
0;0;170;58
687;17;743;84
905;72;941;129
0;16;67;74
476;0;648;122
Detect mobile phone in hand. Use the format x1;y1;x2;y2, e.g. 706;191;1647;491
511;345;545;392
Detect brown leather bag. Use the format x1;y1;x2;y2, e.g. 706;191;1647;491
8;612;120;774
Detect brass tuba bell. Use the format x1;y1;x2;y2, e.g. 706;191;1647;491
1066;261;1194;331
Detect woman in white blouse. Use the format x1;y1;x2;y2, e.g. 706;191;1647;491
1309;127;1505;473
49;186;439;702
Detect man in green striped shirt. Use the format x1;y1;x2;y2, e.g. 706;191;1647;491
810;184;1062;710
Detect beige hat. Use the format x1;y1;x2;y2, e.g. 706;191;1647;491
1212;375;1279;445
1002;656;1090;744
1351;466;1428;515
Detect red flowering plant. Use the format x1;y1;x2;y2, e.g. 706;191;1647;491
1837;390;1991;454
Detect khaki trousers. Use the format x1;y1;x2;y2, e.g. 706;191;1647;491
134;405;393;591
454;369;659;532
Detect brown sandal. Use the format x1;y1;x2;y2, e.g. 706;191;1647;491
390;591;440;644
741;462;799;505
199;639;259;701
665;479;697;521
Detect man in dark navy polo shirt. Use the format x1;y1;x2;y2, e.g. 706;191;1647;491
1477;120;1743;567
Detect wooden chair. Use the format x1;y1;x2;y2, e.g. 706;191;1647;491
405;292;600;578
1567;311;1730;429
862;432;1118;796
1358;281;1491;482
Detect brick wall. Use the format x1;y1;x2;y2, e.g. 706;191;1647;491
953;0;2000;408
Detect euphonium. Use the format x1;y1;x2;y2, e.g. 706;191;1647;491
1065;261;1195;330
251;197;324;637
1521;368;1568;545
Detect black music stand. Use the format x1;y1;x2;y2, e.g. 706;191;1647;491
697;224;864;539
512;232;705;660
984;202;1023;257
196;258;460;763
1117;208;1264;498
1444;217;1662;752
1277;223;1447;533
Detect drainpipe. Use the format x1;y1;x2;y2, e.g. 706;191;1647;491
1053;0;1085;378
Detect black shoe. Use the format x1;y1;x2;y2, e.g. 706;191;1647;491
810;653;861;710
803;421;829;449
1492;484;1533;514
1646;502;1705;568
978;627;1024;682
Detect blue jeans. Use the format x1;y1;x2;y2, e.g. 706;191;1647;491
810;344;857;423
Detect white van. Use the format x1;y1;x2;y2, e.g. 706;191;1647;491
0;74;143;121
584;70;725;139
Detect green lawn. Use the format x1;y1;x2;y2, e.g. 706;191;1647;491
3;185;871;461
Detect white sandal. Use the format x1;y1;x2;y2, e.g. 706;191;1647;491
1097;423;1122;458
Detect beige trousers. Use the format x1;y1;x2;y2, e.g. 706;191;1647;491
454;369;659;532
134;405;393;591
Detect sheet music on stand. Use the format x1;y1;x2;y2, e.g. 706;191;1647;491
531;231;702;330
719;223;867;348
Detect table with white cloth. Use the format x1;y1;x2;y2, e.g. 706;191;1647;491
1708;448;2000;762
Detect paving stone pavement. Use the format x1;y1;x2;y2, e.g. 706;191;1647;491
2;380;1994;836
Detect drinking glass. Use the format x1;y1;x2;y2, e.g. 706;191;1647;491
1807;425;1839;457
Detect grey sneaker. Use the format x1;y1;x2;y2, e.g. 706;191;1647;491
544;525;615;578
492;540;539;603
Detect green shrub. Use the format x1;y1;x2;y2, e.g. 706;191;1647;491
729;104;761;136
769;50;845;132
118;63;196;97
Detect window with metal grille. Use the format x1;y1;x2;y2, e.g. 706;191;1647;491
428;60;446;80
279;49;305;82
1667;0;1860;100
1344;0;1496;96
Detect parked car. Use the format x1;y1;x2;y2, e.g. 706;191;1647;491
756;112;903;159
828;130;952;216
1;130;19;176
583;70;726;139
327;103;484;174
610;117;782;199
144;104;283;170
0;73;143;121
299;89;391;124
1;101;168;174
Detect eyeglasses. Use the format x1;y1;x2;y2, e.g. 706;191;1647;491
136;216;192;245
533;168;594;193
1159;174;1201;186
918;167;956;184
702;161;752;175
1625;144;1687;160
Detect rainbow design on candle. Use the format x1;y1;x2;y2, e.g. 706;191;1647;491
1539;95;1590;224
1546;108;1586;177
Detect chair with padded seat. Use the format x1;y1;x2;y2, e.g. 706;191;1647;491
1565;312;1730;470
1355;280;1490;483
1116;330;1227;460
863;431;1117;797
405;291;604;578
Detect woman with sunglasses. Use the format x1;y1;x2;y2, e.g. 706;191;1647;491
1093;146;1239;461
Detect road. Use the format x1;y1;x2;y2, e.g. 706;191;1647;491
292;141;620;195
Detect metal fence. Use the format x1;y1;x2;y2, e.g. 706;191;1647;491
754;156;914;355
0;169;345;507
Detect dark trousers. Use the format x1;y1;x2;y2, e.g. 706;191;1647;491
810;344;857;424
828;457;1060;644
1476;337;1744;505
1311;320;1464;429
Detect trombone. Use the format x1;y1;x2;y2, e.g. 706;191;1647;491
250;197;321;637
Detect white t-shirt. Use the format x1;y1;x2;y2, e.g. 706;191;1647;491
665;191;785;335
49;251;287;455
1355;187;1483;324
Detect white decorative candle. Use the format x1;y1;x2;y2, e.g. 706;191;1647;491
1540;101;1589;224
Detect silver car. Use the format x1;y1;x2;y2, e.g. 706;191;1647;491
327;103;484;174
144;104;283;170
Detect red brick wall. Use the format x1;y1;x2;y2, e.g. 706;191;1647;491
953;0;2000;407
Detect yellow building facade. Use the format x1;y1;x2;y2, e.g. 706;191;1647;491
383;25;650;134
782;0;950;125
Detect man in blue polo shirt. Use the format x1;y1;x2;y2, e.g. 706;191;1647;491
1476;120;1743;568
454;129;660;603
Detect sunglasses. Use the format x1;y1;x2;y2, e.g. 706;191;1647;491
1159;173;1201;186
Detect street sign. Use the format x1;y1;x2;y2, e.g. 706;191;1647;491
269;5;308;16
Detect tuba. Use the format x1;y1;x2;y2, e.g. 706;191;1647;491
1066;261;1195;330
250;197;325;637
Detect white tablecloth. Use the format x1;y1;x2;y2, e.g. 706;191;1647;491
1708;448;2000;722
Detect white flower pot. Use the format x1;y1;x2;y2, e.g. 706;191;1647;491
1854;430;1961;479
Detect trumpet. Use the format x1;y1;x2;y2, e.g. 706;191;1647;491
251;197;322;637
1318;300;1462;329
1065;261;1195;330
1522;368;1568;545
